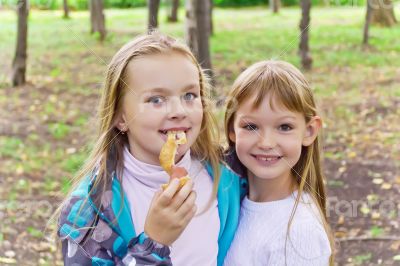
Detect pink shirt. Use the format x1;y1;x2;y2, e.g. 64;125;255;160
122;146;219;266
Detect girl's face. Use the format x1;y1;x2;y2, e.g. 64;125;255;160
229;93;320;182
117;52;203;165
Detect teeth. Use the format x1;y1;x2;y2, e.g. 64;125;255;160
257;156;280;161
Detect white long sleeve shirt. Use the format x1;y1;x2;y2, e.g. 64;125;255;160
224;191;331;266
122;146;219;266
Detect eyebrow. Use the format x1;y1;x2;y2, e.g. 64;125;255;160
145;84;199;94
238;115;297;121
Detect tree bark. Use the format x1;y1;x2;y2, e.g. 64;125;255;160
63;0;70;19
148;0;160;31
185;0;213;79
167;0;179;22
370;0;396;27
209;0;214;35
363;0;373;45
299;0;312;70
270;0;280;13
12;0;28;86
90;0;106;41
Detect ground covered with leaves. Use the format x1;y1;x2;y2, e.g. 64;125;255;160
0;7;399;266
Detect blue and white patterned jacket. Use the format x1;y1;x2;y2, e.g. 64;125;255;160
58;162;247;266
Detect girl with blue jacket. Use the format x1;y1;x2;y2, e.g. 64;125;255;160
56;33;246;266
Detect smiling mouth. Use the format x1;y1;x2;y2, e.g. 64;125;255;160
252;155;283;161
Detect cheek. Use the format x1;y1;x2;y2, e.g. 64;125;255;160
235;131;254;153
191;101;204;125
284;137;303;158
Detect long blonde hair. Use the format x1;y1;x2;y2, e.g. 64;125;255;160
224;60;334;264
53;33;221;234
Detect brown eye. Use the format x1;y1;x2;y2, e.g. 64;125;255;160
243;124;258;131
279;124;292;131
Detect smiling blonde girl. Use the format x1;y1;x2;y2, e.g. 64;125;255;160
224;60;334;266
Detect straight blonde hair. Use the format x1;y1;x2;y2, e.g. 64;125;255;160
52;33;222;236
224;60;335;265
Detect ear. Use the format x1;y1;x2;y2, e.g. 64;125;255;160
228;130;236;143
302;116;322;147
115;113;128;132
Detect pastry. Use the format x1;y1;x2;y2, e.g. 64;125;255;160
159;131;190;189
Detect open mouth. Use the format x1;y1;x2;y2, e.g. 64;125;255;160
159;128;190;135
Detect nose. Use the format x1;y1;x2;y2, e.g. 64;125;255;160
167;96;187;120
258;130;276;150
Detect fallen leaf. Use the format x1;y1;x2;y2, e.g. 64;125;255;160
371;212;380;219
360;206;371;215
391;241;400;251
337;215;344;225
381;183;392;190
347;151;357;158
0;257;16;264
335;231;347;238
372;178;383;185
4;250;15;258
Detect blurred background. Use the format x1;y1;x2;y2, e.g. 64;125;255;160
0;0;399;265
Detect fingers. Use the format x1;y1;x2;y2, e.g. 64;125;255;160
170;179;194;210
176;190;197;217
157;178;181;206
181;204;197;227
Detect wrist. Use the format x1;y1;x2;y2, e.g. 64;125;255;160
130;232;171;257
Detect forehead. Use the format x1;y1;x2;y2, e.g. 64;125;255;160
237;92;289;114
125;52;199;92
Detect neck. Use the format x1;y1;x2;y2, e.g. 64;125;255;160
247;171;297;202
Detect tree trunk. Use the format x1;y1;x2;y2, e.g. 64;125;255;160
363;0;373;45
209;0;214;35
270;0;280;13
90;0;106;41
63;0;70;19
12;0;28;86
148;0;160;31
299;0;312;70
370;0;396;27
185;0;213;79
167;0;179;22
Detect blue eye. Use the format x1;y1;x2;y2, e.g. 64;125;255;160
147;96;165;105
279;124;293;131
243;124;258;131
182;92;197;101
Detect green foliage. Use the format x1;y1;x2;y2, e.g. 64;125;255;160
27;226;44;238
104;0;146;8
62;152;87;173
3;0;365;10
48;122;71;139
214;0;365;6
353;253;372;265
0;137;23;158
214;0;267;7
24;0;146;10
